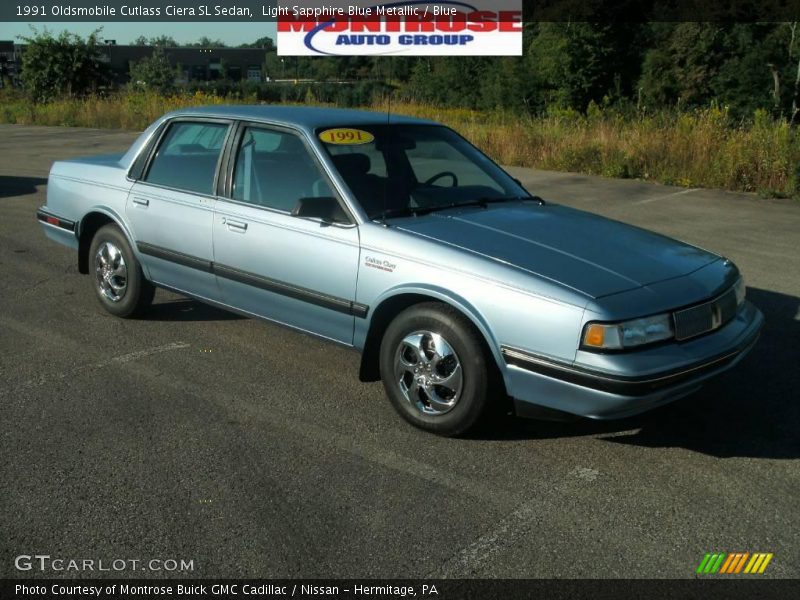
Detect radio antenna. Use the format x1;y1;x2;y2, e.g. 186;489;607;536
387;56;393;124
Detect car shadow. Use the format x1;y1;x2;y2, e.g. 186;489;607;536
474;286;800;460
0;175;47;199
144;299;245;322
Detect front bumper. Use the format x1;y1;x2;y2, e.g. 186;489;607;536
504;301;764;420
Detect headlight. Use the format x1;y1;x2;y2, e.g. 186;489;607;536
582;313;674;350
734;276;746;306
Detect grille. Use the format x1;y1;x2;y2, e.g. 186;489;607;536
674;286;738;341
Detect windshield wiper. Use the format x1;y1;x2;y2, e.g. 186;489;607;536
481;194;546;206
370;195;545;224
369;203;460;222
466;195;526;208
370;206;422;222
431;195;546;211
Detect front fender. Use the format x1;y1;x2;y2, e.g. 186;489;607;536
356;282;506;374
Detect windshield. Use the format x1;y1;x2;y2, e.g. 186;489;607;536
317;125;529;219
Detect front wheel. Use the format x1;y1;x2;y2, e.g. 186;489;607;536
89;224;154;318
379;302;491;436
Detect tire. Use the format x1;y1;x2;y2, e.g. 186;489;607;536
379;302;491;436
89;224;154;318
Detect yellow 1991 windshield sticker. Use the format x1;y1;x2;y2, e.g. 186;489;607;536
319;128;375;145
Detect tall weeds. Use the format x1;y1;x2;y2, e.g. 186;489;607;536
1;90;798;197
380;101;800;197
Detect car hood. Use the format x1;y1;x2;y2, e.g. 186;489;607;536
394;202;720;299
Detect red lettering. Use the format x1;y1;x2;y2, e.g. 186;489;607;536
277;11;521;35
498;11;523;32
465;11;497;33
403;13;436;32
349;20;383;33
277;16;316;32
435;11;467;32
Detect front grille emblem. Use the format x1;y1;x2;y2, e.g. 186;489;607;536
674;285;738;341
711;304;723;329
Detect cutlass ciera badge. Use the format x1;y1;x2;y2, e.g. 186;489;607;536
364;256;397;273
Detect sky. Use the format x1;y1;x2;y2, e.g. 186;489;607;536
0;22;278;45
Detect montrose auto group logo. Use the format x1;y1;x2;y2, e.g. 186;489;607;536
276;0;522;56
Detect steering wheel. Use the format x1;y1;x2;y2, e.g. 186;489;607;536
424;171;458;187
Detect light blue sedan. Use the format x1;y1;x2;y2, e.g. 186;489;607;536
37;106;764;435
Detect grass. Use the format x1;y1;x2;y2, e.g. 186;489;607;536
385;101;800;198
0;89;234;130
2;89;799;197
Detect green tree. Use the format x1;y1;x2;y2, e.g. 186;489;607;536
638;23;794;118
132;35;176;46
188;36;226;48
637;26;678;110
528;23;644;111
309;57;341;81
639;23;725;108
151;35;177;47
129;47;176;92
479;56;539;111
405;57;489;108
786;23;800;123
19;29;109;102
0;55;10;89
711;24;781;117
242;36;274;50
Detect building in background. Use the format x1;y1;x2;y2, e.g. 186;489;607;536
99;42;270;84
0;41;19;87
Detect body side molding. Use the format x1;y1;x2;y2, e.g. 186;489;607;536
136;241;368;318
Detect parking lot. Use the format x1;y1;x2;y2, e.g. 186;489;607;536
1;123;798;578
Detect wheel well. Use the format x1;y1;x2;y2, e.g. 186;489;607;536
77;212;115;274
358;294;505;396
359;294;437;382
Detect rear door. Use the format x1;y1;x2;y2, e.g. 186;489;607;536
126;118;231;300
212;123;362;344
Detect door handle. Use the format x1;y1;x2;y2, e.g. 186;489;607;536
132;197;149;207
225;219;248;232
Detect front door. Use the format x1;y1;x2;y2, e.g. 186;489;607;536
213;125;361;344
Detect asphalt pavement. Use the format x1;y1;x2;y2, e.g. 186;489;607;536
0;124;798;579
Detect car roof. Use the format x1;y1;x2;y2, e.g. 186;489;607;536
164;105;438;131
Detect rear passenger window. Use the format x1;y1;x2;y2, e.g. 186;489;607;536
144;121;229;194
232;127;333;212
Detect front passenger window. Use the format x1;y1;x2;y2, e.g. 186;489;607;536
144;121;229;195
232;128;333;212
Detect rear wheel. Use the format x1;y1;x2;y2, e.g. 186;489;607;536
89;224;154;318
379;302;491;436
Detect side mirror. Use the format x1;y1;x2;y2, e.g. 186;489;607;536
292;196;349;224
